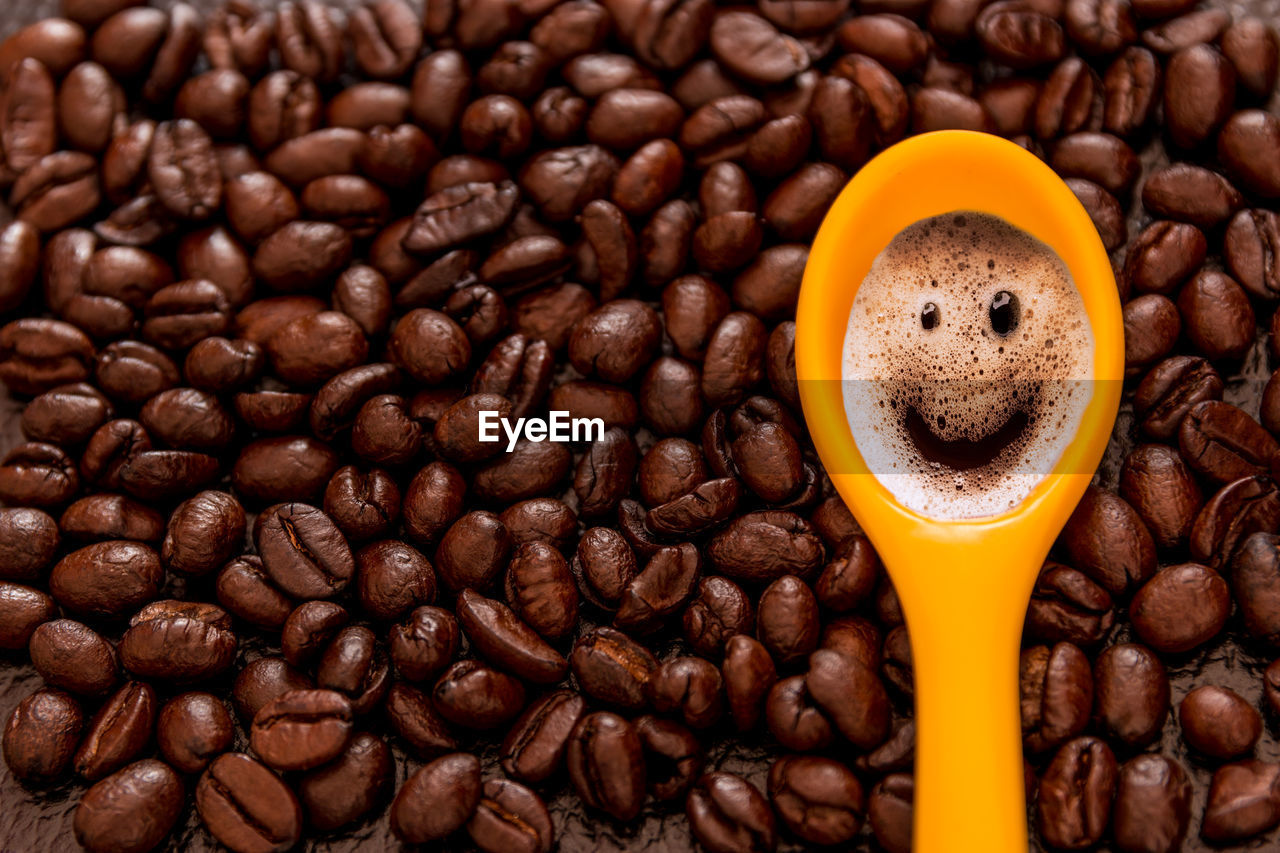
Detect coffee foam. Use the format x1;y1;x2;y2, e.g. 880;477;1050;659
841;211;1094;520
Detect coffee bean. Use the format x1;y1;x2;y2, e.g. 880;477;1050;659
868;774;913;853
433;659;525;729
467;778;555;853
195;753;302;853
1177;270;1256;362
768;755;865;845
1120;443;1202;550
3;687;83;782
723;634;777;732
1026;562;1115;646
295;732;390;832
1020;643;1092;755
1178;684;1260;760
1201;759;1280;842
1123;221;1206;296
571;626;659;709
250;688;354;772
501;689;586;783
765;674;834;751
29;618;119;695
1112;754;1191;853
1103;46;1159;136
1191;476;1280;569
1036;736;1117;849
316;625;389;715
1163;45;1235;149
1093;643;1170;746
255;502;354;599
72;759;183;853
567;711;647;821
1131;562;1229;652
157;691;233;774
383;681;458;758
391;752;481;843
1142;163;1243;228
686;772;778;853
120;600;237;682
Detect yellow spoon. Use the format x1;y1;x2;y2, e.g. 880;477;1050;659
796;131;1123;852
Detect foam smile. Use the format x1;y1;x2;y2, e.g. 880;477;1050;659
904;405;1030;471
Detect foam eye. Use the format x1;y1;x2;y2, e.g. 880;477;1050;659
921;302;940;330
989;291;1018;336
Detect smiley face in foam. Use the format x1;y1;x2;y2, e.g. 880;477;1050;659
842;211;1095;520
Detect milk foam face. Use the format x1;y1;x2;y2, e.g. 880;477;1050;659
842;212;1094;520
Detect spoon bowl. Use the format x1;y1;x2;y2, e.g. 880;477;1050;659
797;131;1124;853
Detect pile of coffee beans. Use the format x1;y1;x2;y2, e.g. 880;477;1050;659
0;0;1277;850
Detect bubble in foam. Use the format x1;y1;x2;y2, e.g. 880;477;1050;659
842;211;1094;520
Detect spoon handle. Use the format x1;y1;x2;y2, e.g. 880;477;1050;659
894;546;1036;853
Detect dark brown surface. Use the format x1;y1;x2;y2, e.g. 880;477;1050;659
2;1;1280;852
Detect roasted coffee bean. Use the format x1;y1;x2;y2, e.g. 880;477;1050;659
3;687;83;782
634;714;702;802
73;681;155;781
1131;562;1230;652
0;582;55;649
1179;685;1260;759
120;600;237;682
231;657;313;724
73;759;183;853
1224;209;1280;300
1026;563;1115;646
1142;8;1230;53
296;732;390;832
566;711;647;821
614;543;701;633
571;626;660;709
501;498;577;551
506;541;579;640
1120;443;1201;550
723;634;777;732
646;656;723;729
1235;533;1280;645
316;625;389;715
391;752;480;843
157;691;233;774
162;490;245;576
1191;476;1280;569
1123;221;1206;297
467;778;554;853
255;502;354;600
195;753;302;853
433;659;526;729
356;539;435;622
148;119;221;220
755;575;820;665
765;674;834;751
48;540;161;618
807;648;890;749
1179;401;1276;484
708;511;824;582
1036;737;1117;849
250;688;354;772
233;436;339;503
1020;643;1092;753
1163;44;1235;149
1111;754;1191;853
501;690;587;784
768;755;865;845
1093;643;1170;747
457;589;567;684
1201;759;1280;842
216;555;293;630
1142;163;1243;228
683;575;753;658
383;680;459;759
1175;268;1250;360
687;772;778;853
29;619;118;695
867;774;913;853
